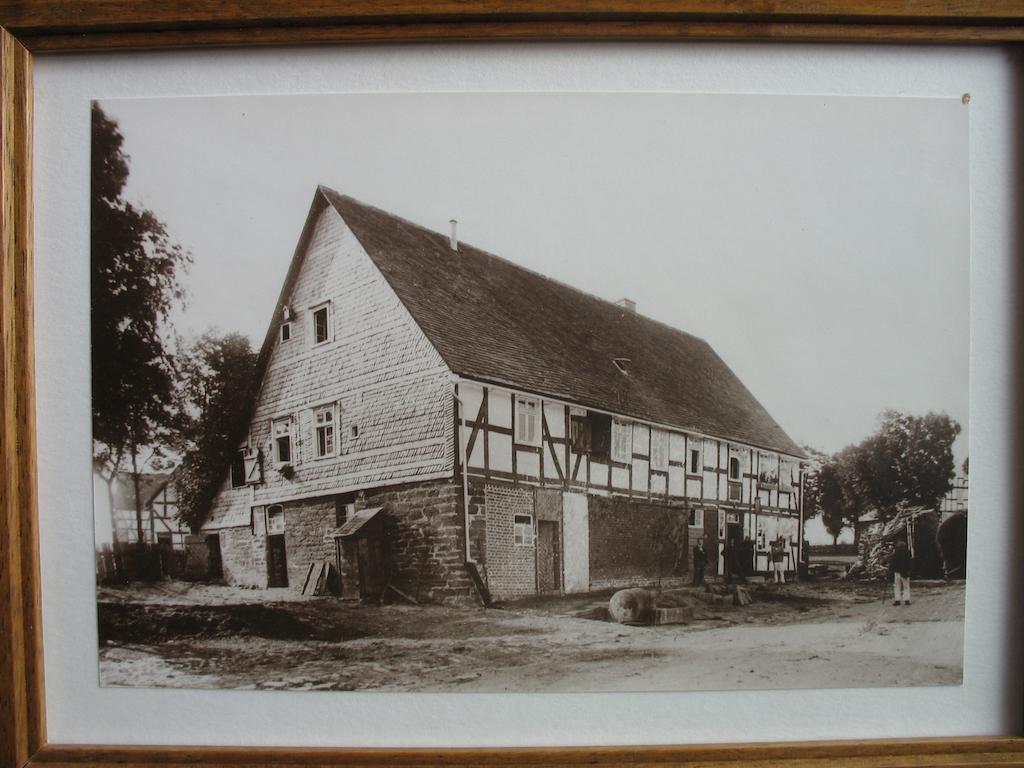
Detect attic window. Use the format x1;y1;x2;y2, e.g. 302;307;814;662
612;358;630;375
311;301;332;345
280;322;292;342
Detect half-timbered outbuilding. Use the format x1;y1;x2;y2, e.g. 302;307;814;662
201;187;806;603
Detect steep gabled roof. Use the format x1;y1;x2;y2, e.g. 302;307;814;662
317;187;803;458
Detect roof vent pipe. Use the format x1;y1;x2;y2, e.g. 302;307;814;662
616;298;636;313
449;219;458;251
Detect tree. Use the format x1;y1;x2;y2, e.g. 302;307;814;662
846;410;961;520
802;410;960;542
171;331;258;532
803;447;862;545
91;103;190;554
814;462;849;546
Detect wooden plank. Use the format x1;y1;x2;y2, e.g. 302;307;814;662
0;27;42;768
540;413;564;483
24;735;1024;766
463;392;487;467
7;18;1024;52
0;0;1023;32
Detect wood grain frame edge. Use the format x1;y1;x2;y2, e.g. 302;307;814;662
1;5;1022;767
13;19;1024;52
0;26;42;768
21;736;1024;767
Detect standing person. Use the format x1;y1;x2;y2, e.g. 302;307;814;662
770;537;786;584
890;539;912;606
692;539;706;586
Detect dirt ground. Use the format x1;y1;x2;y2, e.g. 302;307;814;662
97;579;965;692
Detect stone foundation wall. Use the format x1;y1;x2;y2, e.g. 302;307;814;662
281;497;336;589
219;524;268;588
360;478;475;605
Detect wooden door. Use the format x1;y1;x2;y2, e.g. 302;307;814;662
537;520;560;593
356;537;385;600
267;534;289;587
206;534;223;579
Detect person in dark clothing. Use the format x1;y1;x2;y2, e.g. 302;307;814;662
889;539;912;606
692;540;706;586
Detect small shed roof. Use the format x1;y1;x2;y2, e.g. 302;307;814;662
335;507;384;538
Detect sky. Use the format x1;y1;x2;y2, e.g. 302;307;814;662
96;91;970;483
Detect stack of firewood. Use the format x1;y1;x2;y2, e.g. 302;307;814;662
846;505;929;580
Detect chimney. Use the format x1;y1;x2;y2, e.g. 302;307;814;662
616;298;636;313
449;219;458;251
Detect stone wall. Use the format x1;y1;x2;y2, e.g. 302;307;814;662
219;523;268;588
587;496;689;589
361;479;475;605
281;497;337;590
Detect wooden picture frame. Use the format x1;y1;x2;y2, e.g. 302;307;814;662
1;3;1021;766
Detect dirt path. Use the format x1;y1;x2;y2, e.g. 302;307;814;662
98;580;964;692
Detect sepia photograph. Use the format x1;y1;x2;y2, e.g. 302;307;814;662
90;91;969;694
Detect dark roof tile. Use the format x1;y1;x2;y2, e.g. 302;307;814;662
321;188;803;458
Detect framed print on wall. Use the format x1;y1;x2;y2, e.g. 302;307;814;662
3;3;1024;766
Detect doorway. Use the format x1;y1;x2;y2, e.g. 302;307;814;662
205;534;223;579
267;534;288;587
537;520;561;593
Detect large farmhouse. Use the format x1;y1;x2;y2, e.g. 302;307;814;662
200;187;806;603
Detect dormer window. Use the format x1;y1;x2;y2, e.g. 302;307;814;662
311;301;332;346
612;357;630;375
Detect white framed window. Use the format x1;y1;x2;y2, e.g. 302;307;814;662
266;505;286;534
272;417;293;465
611;419;633;463
688;442;702;475
314;405;337;458
513;514;534;546
650;429;669;471
311;301;332;346
280;322;292;343
689;508;704;528
515;396;540;445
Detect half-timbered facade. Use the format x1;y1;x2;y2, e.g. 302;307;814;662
106;472;188;551
201;187;806;603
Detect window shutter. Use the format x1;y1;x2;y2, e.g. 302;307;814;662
244;449;263;484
